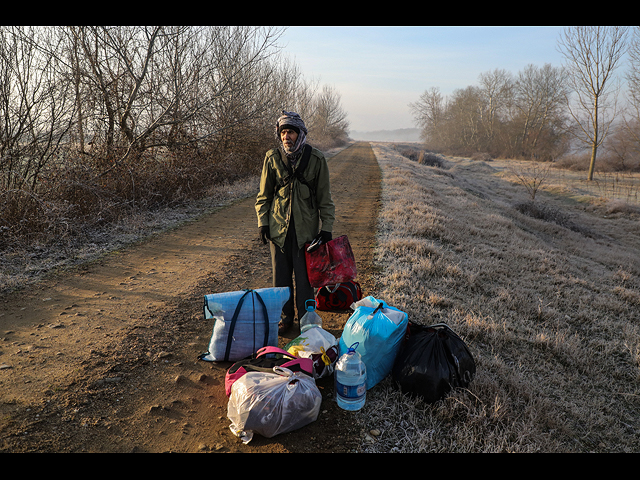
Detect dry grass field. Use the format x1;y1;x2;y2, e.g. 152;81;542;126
355;143;640;453
500;158;640;207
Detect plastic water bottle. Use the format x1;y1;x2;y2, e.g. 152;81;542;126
335;342;367;411
300;299;323;333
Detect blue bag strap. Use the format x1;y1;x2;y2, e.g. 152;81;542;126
254;291;270;347
224;289;270;362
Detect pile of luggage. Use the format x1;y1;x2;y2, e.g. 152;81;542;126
198;236;476;444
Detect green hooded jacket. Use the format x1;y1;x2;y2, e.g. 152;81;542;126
255;145;335;250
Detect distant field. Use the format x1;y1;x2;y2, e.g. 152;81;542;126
493;158;640;206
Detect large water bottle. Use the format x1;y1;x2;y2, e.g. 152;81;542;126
300;299;323;333
334;342;367;411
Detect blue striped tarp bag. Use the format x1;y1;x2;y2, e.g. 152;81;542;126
199;287;290;362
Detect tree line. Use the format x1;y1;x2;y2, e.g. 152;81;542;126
0;26;349;247
410;26;640;181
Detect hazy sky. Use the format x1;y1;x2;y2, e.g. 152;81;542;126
278;26;567;133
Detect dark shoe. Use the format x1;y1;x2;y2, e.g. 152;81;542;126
278;317;294;335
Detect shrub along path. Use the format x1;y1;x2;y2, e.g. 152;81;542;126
0;142;382;453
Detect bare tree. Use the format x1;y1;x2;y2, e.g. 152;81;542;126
477;68;513;150
410;66;569;160
272;56;320;131
621;27;640;157
446;86;483;153
61;26;285;174
409;87;445;148
308;84;350;146
558;26;629;180
0;26;74;192
203;26;286;144
510;64;569;160
2;25;355;243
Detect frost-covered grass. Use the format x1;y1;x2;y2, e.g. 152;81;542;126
351;143;640;453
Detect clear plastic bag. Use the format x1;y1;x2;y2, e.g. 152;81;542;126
227;366;322;444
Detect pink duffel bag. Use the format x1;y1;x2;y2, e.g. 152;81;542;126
224;346;314;397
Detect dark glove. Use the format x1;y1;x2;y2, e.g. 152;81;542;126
307;230;332;253
259;226;270;244
318;230;332;243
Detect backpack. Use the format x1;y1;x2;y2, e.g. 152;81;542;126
315;281;363;311
276;144;316;206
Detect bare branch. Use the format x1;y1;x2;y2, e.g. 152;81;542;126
557;26;630;180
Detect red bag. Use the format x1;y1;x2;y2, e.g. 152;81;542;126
305;235;357;288
315;281;363;311
225;346;313;397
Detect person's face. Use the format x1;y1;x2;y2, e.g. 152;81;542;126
280;128;298;150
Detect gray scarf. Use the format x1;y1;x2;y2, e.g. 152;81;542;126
276;110;308;162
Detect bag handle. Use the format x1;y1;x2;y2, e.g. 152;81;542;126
224;290;270;362
256;345;296;359
427;322;453;333
324;281;360;298
365;302;385;320
324;283;342;294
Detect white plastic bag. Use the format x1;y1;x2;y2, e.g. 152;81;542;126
285;325;337;358
285;326;338;378
227;366;322;444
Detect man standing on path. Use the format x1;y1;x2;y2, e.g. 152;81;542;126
255;111;335;335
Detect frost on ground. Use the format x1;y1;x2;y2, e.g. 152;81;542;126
0;177;259;295
350;142;640;453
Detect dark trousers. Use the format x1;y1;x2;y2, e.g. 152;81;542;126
270;219;314;322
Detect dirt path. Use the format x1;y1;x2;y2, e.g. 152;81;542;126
0;142;382;453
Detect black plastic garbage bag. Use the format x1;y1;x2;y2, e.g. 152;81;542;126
392;322;476;404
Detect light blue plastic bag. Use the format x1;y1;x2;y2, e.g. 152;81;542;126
338;296;408;390
200;287;290;362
